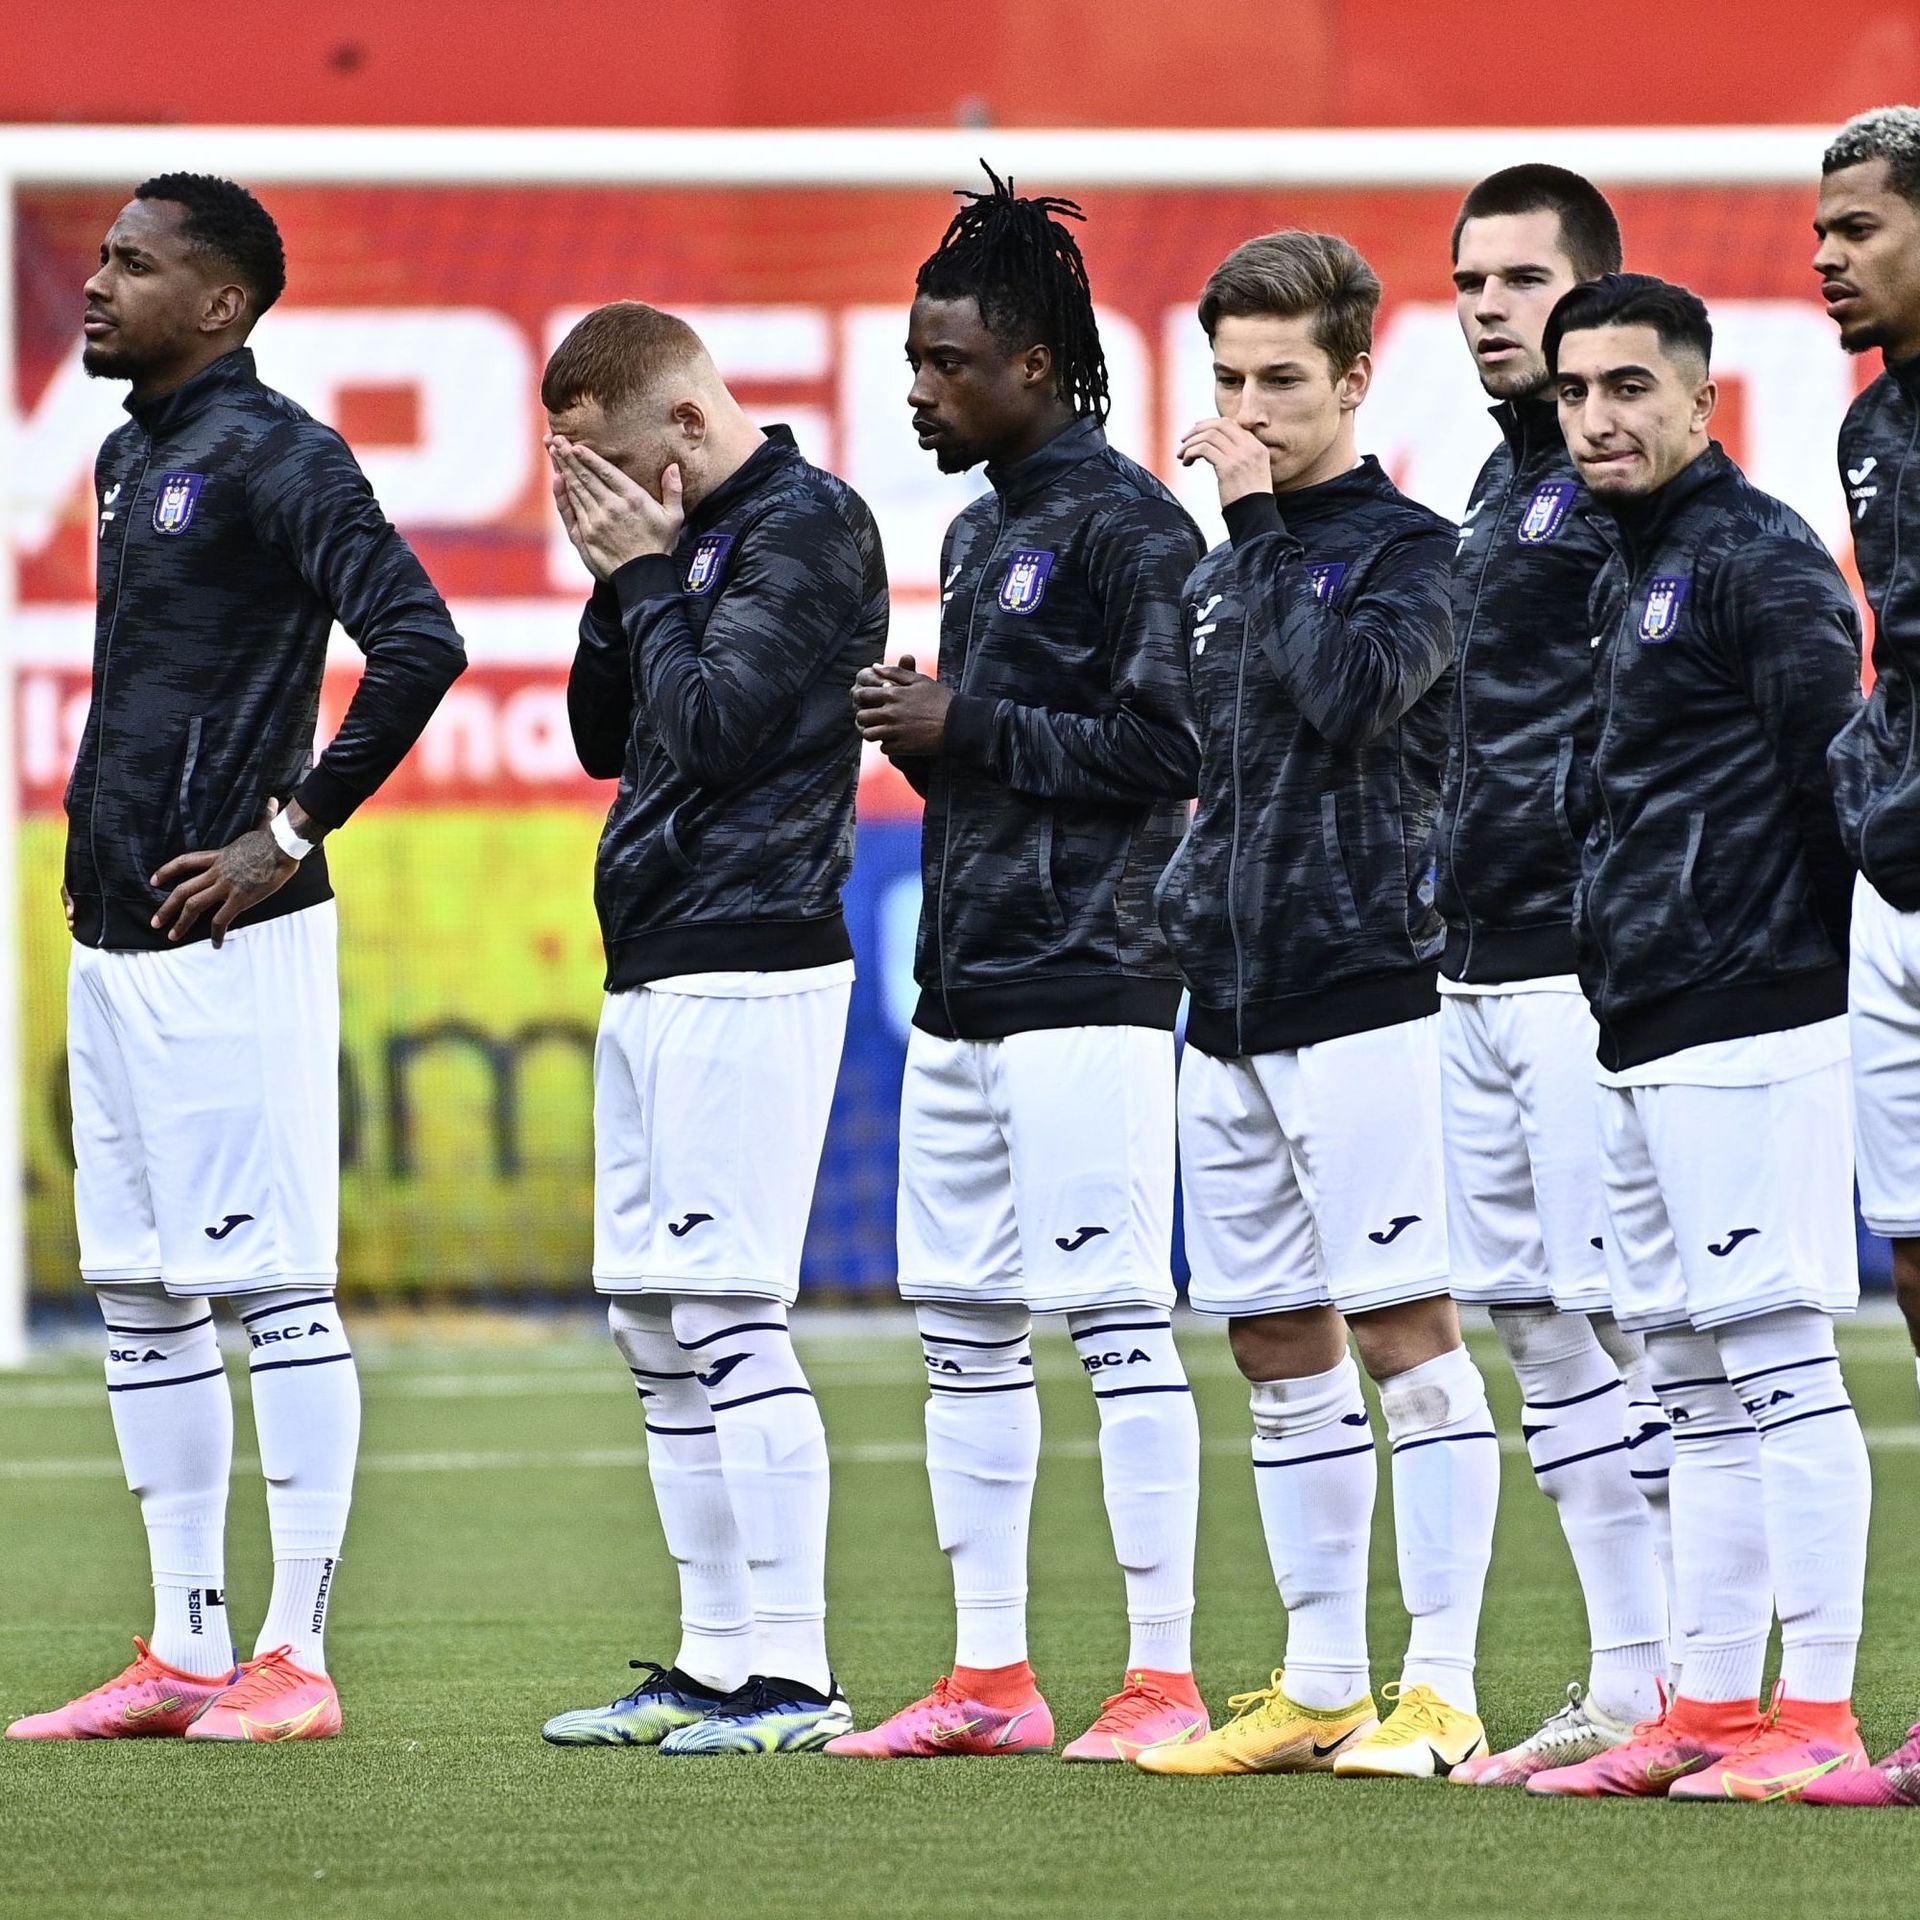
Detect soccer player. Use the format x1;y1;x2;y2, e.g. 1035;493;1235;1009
1799;103;1920;1809
1137;231;1499;1781
1438;167;1678;1786
6;176;465;1742
1524;275;1873;1802
829;172;1207;1763
537;302;886;1754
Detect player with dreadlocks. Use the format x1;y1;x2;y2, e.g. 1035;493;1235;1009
831;170;1208;1763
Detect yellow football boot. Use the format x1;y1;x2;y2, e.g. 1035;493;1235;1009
1332;1682;1487;1779
1132;1670;1378;1776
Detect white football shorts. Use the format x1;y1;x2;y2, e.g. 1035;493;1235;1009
1439;982;1611;1314
895;1023;1177;1315
1596;1024;1857;1333
1849;874;1920;1239
68;901;340;1298
1178;1014;1449;1320
592;967;850;1305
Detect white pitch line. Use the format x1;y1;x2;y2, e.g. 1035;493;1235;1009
4;1428;1918;1483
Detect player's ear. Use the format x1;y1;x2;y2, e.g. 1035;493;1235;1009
201;280;248;336
671;398;707;449
1338;351;1373;413
1020;341;1055;394
1691;376;1717;435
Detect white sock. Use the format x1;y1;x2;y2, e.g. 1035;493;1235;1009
1066;1309;1199;1674
1492;1306;1668;1720
918;1302;1039;1672
608;1297;751;1692
1644;1325;1768;1703
1248;1353;1376;1709
240;1289;360;1674
1594;1310;1678;1670
98;1285;235;1679
672;1295;831;1695
1380;1344;1500;1713
1714;1309;1871;1703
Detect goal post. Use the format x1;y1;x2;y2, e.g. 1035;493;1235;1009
0;122;1849;1364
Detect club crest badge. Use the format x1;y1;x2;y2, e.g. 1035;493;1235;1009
1308;561;1348;604
151;472;205;536
1517;481;1576;545
1639;574;1691;643
684;533;733;596
998;549;1055;615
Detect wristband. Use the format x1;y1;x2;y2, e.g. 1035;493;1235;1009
270;808;315;862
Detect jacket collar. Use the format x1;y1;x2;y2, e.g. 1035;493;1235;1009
1589;440;1732;555
1887;351;1920;397
1491;392;1563;463
984;414;1106;509
1272;452;1397;524
687;424;802;532
125;347;258;437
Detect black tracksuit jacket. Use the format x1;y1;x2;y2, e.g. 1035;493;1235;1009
568;427;889;990
1438;396;1611;982
68;348;465;951
1579;444;1862;1071
1829;354;1920;906
1156;456;1457;1058
903;417;1203;1041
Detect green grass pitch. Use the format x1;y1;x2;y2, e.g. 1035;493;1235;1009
2;1314;1916;1920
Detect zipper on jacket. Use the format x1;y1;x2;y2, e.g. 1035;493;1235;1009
1444;449;1524;975
86;438;155;909
1592;546;1631;1022
1857;398;1920;879
936;493;1009;1032
1227;599;1250;1053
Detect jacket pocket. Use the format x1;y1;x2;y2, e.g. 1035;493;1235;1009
174;717;205;854
1036;811;1065;934
1552;734;1579;853
662;805;697;876
1320;792;1364;935
1678;808;1712;945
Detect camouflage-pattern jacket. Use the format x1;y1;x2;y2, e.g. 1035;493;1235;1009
1157;456;1456;1059
1580;444;1862;1071
904;416;1203;1041
1829;354;1920;907
69;348;465;951
1438;396;1611;983
568;426;888;991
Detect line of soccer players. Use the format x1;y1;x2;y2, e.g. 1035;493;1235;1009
9;116;1920;1809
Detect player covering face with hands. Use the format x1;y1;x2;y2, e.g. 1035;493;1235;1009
1138;231;1497;1782
539;301;887;1756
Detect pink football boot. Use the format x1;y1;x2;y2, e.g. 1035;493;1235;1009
6;1638;236;1740
824;1675;1054;1757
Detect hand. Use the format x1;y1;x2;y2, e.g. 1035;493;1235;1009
546;435;684;579
60;883;74;934
853;653;952;757
1178;416;1275;507
150;798;302;948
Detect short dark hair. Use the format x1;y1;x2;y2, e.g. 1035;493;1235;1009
1824;106;1920;206
134;173;286;316
1197;230;1380;372
1451;164;1623;282
916;163;1110;422
541;301;707;414
1543;272;1712;376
